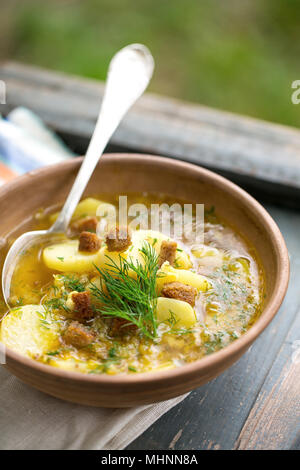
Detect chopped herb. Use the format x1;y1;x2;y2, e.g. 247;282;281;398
108;346;118;359
165;310;178;328
89;346;121;373
164;311;194;336
43;297;70;313
15;297;24;306
37;310;52;330
170;328;195;336
61;275;85;292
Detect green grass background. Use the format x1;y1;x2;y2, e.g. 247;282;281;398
1;0;300;127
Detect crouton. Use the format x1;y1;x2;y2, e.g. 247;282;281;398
79;231;101;253
158;240;177;268
110;318;137;336
106;226;131;252
161;281;197;306
63;321;95;348
71;216;98;234
71;291;94;320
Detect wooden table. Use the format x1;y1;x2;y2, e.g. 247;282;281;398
128;204;300;450
1;62;299;450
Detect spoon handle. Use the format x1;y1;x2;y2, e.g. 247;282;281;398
50;44;154;233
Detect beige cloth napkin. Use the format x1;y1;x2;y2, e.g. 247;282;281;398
0;366;187;450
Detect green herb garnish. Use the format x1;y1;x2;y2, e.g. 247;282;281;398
61;275;85;292
91;242;159;339
47;350;60;356
165;311;194;335
43;297;70;313
89;346;121;374
37;309;52;330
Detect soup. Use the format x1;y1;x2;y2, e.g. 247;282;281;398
0;194;264;375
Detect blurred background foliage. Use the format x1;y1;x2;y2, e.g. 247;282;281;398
1;0;300;127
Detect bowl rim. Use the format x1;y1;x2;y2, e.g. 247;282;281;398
1;153;290;385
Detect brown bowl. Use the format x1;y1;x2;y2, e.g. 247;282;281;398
0;154;289;407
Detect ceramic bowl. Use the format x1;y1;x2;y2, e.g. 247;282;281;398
0;154;289;407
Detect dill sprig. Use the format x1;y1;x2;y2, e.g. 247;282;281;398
43;296;70;313
37;309;52;330
61;275;86;292
90;242;159;339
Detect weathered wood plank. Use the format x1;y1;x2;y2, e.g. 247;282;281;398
2;62;300;207
235;308;300;450
127;205;300;450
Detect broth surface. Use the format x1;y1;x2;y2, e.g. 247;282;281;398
0;193;264;374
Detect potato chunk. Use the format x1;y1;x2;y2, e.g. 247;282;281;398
73;198;105;219
43;240;102;273
0;305;60;357
50;198;116;225
130;230;192;270
156;262;210;293
156;297;196;328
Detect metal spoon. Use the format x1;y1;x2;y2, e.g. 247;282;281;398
2;44;154;306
